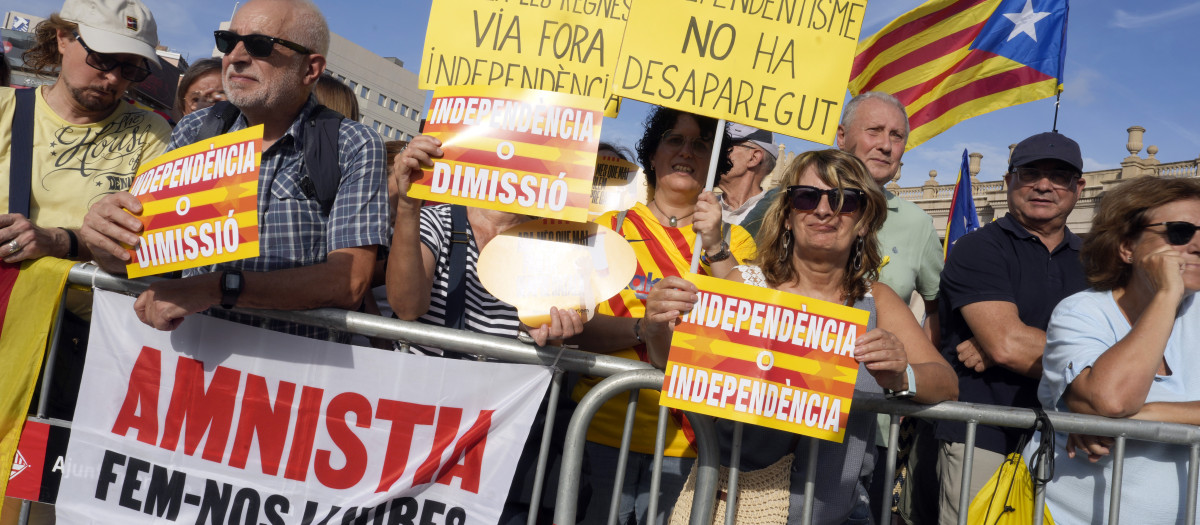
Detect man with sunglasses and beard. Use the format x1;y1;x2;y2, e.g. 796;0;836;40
932;131;1090;525
0;0;171;267
81;0;388;340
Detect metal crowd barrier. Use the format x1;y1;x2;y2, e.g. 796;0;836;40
10;263;1200;525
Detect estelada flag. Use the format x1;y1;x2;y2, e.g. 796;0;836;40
850;0;1068;149
0;257;74;514
943;149;981;259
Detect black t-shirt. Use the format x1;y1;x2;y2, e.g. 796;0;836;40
933;214;1088;454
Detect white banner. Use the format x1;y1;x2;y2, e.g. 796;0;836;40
57;290;551;524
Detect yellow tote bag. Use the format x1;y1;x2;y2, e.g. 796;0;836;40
967;452;1055;525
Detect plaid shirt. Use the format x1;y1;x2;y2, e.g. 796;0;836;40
176;96;390;339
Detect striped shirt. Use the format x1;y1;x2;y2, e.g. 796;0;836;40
411;204;520;355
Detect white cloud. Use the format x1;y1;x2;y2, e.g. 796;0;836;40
1063;66;1099;106
1113;3;1200;29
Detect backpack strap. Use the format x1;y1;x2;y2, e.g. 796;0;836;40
300;105;344;217
612;208;629;235
9;88;36;216
442;204;471;330
194;100;241;142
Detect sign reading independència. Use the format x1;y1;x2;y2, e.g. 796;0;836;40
124;126;263;278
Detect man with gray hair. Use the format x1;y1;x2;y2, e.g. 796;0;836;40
81;0;389;339
836;91;945;524
718;122;778;238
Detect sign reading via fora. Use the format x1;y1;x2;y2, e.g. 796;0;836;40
659;274;867;443
420;0;628;116
409;86;604;223
477;219;636;328
124;126;262;278
614;0;867;145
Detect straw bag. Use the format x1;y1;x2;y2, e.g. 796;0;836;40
967;406;1056;525
669;452;793;524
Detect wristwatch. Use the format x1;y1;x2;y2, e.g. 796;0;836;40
884;364;917;400
703;241;732;264
219;270;244;309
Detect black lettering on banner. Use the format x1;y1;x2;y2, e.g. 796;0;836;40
144;464;186;520
196;479;232;524
118;456;151;511
473;10;522;52
682;17;735;60
96;450;126;501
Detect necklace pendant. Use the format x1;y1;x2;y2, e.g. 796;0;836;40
669;216;679;227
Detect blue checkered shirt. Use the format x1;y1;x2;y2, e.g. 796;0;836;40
175;96;390;340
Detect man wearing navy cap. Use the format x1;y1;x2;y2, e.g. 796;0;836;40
932;131;1090;525
719;122;778;238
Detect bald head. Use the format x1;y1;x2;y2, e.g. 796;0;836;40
234;0;329;55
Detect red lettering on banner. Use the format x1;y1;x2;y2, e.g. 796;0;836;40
314;392;371;489
435;410;492;494
111;346;163;445
413;407;463;486
284;385;324;482
107;349;496;494
375;400;436;493
159;357;238;463
228;375;295;475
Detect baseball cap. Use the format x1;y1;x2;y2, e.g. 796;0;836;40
726;122;778;160
1009;132;1083;173
61;0;160;68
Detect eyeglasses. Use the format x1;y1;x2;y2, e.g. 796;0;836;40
213;30;313;58
787;185;866;214
660;131;713;157
1143;221;1200;246
1011;167;1079;189
72;32;151;82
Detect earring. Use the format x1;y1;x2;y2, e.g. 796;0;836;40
852;236;864;272
779;229;793;263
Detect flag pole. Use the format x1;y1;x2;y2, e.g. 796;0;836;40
1051;91;1062;133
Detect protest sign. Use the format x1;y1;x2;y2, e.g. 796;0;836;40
408;86;604;222
5;420;69;504
420;0;628;116
56;291;550;524
124;126;262;278
588;154;642;222
659;274;867;443
613;0;867;145
477;219;636;327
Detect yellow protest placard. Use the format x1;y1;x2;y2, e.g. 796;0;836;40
477;219;636;328
660;274;868;443
408;86;604;222
421;0;628;116
124;126;262;278
613;0;867;144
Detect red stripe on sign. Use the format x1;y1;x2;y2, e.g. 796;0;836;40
850;0;991;79
908;65;1053;129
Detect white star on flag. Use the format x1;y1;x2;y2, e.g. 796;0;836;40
1003;0;1051;42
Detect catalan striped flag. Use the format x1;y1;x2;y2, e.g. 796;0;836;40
944;149;981;258
850;0;1069;149
0;257;74;512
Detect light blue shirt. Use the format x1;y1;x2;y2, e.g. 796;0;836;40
1026;289;1200;523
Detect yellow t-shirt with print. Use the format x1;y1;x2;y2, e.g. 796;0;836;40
0;86;172;229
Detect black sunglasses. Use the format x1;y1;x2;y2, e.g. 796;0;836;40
1010;167;1079;189
72;32;151;82
786;185;866;214
214;30;312;58
1143;221;1200;246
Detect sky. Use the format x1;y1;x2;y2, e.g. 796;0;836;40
13;0;1200;186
